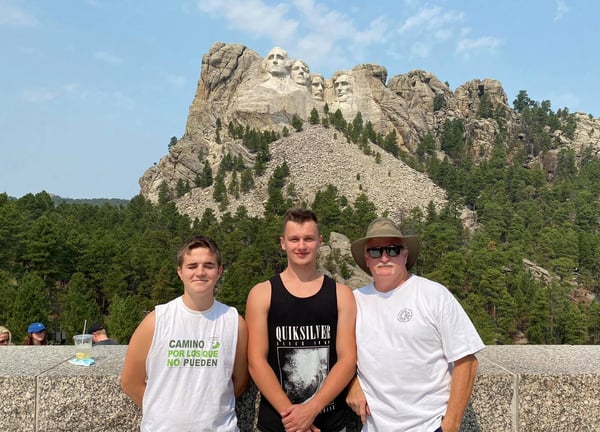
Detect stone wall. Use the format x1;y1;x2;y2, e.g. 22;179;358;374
1;345;598;431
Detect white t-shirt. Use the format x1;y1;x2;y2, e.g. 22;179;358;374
354;275;485;432
142;296;240;432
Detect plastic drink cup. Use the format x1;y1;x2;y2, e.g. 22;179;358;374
73;334;93;359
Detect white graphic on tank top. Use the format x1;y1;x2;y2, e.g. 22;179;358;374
277;346;334;413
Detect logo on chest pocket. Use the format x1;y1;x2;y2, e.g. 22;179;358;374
397;308;413;323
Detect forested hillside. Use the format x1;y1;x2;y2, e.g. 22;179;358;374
2;88;600;346
1;141;599;346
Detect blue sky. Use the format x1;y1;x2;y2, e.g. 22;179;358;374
1;0;597;199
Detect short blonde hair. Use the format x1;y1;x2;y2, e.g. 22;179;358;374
0;326;11;345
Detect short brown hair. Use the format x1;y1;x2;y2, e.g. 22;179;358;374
177;236;222;268
282;207;319;234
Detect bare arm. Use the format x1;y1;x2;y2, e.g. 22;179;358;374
441;354;479;432
245;282;294;413
282;283;357;431
345;375;371;424
233;314;249;398
120;311;156;408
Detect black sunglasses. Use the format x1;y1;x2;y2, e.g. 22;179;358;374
366;245;404;258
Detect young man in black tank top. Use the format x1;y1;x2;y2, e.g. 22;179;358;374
246;208;357;432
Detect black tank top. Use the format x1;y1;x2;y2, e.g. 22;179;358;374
257;274;347;432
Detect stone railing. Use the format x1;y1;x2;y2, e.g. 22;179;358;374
1;345;598;431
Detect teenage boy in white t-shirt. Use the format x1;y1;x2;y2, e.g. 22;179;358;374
121;236;248;431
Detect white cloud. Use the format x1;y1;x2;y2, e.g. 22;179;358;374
20;83;90;104
290;0;359;67
294;33;338;69
554;0;568;22
293;0;355;37
392;5;492;61
434;28;453;41
20;88;58;103
18;46;44;57
409;41;431;58
456;35;501;57
105;91;135;110
70;86;134;110
71;86;135;110
352;15;389;47
196;0;389;73
398;7;463;35
19;83;134;111
295;0;388;60
0;2;38;27
193;1;496;72
93;51;124;64
198;0;298;42
399;6;442;34
62;83;81;94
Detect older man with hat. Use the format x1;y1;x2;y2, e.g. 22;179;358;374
346;217;484;432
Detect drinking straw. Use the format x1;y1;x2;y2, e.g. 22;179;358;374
82;320;87;335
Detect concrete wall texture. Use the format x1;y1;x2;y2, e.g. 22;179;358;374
0;345;598;431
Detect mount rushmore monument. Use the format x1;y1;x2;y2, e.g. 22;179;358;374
178;42;516;152
139;42;600;221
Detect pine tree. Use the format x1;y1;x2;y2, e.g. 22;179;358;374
240;169;255;193
213;174;227;203
59;272;103;340
108;295;147;344
8;271;51;343
292;114;303;132
309;108;319;125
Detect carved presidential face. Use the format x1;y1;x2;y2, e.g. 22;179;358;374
265;47;290;77
291;60;310;85
334;74;353;102
310;74;324;100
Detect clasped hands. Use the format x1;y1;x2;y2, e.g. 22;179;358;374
281;401;321;432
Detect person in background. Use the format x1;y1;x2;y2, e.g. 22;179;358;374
346;218;484;432
121;235;248;431
24;322;48;345
0;326;11;346
88;324;119;345
245;207;356;432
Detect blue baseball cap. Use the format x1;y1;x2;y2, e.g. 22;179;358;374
27;322;46;333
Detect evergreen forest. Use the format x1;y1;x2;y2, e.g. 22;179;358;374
1;92;599;347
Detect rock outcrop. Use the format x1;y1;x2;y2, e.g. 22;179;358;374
139;42;600;223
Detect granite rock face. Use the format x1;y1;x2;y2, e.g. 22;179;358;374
139;42;450;219
139;42;600;222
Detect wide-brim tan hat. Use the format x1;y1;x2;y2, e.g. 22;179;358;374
351;217;419;274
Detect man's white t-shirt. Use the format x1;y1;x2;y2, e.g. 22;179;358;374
354;275;485;432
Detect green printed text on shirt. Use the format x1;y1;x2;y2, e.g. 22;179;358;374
166;338;220;367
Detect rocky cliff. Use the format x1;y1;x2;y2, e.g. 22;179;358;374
139;42;600;221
